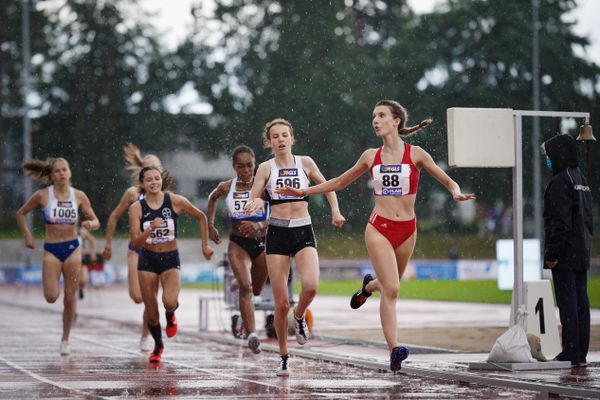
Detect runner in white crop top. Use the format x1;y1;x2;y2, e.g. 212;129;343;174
265;156;310;204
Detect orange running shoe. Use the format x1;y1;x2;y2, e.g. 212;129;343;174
149;346;164;363
166;312;178;338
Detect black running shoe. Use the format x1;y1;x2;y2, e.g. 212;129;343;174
350;274;374;309
390;346;409;371
276;354;290;376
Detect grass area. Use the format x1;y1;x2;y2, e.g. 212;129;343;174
184;277;600;308
315;231;600;259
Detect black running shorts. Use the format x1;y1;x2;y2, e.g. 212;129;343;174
265;224;316;256
138;248;181;275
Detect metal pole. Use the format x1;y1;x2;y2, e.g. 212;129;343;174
513;114;525;317
21;0;32;228
531;0;542;240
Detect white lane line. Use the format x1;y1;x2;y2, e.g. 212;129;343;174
0;354;111;400
69;332;335;398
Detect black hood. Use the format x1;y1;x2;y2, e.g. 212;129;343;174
542;134;578;174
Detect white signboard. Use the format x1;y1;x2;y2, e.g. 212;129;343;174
447;108;515;167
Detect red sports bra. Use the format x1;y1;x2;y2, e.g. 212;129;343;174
370;144;419;196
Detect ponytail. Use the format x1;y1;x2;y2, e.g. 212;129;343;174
21;157;68;185
398;118;433;137
375;99;432;138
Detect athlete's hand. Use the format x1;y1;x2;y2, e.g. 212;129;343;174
208;224;221;244
237;220;261;236
24;234;35;249
331;210;346;228
81;220;94;230
102;246;112;261
243;198;264;215
149;217;164;230
202;244;214;260
545;260;558;269
452;192;476;201
275;186;304;197
89;252;97;263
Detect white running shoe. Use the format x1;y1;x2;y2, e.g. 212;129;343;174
247;332;261;354
60;341;70;356
276;355;290;376
140;336;152;352
294;311;309;345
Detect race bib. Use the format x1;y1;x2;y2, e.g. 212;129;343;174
48;200;78;224
372;164;410;196
143;218;176;244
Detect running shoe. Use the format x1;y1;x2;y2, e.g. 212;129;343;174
60;341;70;356
276;354;290;376
294;310;309;345
140;335;152;352
149;346;164;363
166;311;177;338
350;274;374;309
247;332;261;354
390;346;409;371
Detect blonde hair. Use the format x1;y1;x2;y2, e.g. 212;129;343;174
261;118;295;148
21;157;69;185
123;143;162;182
375;100;432;137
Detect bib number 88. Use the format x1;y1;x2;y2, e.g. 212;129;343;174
382;174;400;187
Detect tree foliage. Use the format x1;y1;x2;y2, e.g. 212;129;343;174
1;0;598;234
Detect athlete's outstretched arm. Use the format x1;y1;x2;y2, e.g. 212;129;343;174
414;146;476;201
302;156;346;228
276;149;372;198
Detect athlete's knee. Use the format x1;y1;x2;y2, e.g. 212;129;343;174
63;294;76;309
300;286;317;301
146;314;160;326
275;300;290;316
238;281;253;297
380;284;399;300
162;296;178;312
44;292;59;303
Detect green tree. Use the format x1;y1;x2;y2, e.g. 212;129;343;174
408;0;600;230
0;1;49;228
32;0;167;219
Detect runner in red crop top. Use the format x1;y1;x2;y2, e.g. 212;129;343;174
274;100;475;372
370;143;419;196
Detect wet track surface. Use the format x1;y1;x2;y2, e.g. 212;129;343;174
0;303;545;399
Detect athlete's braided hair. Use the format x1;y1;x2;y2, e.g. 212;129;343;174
376;100;432;138
262;118;295;148
21;157;69;185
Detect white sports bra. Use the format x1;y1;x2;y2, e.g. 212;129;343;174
265;156;309;205
43;186;78;225
225;178;269;222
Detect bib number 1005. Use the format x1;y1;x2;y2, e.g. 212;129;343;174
53;208;76;218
